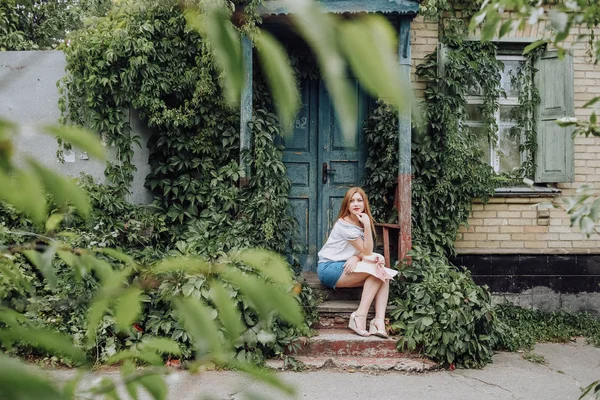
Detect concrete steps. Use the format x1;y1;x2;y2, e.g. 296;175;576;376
267;272;437;372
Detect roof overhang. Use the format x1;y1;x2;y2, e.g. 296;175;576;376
260;0;420;16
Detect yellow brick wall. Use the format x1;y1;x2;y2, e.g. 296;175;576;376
411;18;600;254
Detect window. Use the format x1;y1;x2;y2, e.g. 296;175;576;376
466;55;524;174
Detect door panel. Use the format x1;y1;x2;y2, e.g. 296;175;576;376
282;78;368;271
318;80;367;247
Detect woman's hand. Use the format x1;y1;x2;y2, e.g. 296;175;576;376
356;213;370;227
343;255;360;275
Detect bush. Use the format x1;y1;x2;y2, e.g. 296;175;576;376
390;247;501;368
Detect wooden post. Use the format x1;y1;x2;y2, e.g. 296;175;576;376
239;35;253;187
398;18;412;262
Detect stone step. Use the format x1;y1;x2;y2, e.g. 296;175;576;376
267;355;437;372
315;300;396;330
288;329;402;358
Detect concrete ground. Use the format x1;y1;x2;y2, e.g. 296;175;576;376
50;338;600;400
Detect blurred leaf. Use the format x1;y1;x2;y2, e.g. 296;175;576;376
287;0;357;140
174;297;224;358
0;170;47;225
28;158;90;217
0;354;66;400
86;295;110;342
0;326;86;363
137;374;167;400
209;282;244;343
152;257;212;274
23;243;58;289
255;31;299;133
115;287;142;331
222;269;303;327
523;39;547;55
43;124;106;161
61;372;84;399
340;15;408;111
549;10;568;33
96;247;136;267
141;337;182;356
45;213;64;232
498;20;512;37
234;249;293;286
107;349;162;366
583;97;600;108
185;8;243;105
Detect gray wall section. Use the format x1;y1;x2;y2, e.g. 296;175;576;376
0;50;152;204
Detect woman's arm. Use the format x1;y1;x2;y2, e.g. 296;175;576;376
349;213;374;255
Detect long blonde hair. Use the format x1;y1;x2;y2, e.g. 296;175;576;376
337;187;376;237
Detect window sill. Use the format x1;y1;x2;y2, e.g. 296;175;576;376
492;186;561;198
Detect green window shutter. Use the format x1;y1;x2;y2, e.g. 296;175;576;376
534;50;574;183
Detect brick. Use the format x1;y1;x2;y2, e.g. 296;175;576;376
521;211;538;218
549;225;576;233
488;234;511;241
500;226;524;233
572;241;600;248
559;233;586;240
548;241;572;248
462;233;488;241
508;218;533;226
475;226;500;233
512;234;536;241
486;198;506;203
469;218;484;226
535;233;559;241
472;211;497;218
524;242;548;248
471;204;485;211
497;211;522;218
476;241;501;248
485;219;508;226
506;198;532;204
524;226;549;233
501;241;524;248
508;204;529;211
455;241;476;248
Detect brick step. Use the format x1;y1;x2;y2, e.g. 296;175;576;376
315;300;396;330
287;329;402;358
267;355;437;372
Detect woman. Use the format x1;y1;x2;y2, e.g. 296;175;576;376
317;187;395;338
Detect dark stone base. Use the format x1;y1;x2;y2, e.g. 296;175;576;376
451;254;600;294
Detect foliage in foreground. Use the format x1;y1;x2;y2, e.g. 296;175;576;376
390;247;501;368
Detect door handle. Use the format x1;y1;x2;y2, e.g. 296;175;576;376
322;162;337;184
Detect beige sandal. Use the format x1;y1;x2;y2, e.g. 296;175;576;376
369;318;389;338
348;312;370;337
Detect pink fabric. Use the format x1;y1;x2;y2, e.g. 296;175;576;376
362;254;395;281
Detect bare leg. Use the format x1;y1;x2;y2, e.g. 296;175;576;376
336;273;382;332
372;279;390;332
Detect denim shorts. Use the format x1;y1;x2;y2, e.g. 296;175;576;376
317;261;345;289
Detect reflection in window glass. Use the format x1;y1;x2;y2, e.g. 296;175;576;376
470;125;491;166
498;126;521;173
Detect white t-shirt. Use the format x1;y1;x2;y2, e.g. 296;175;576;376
317;219;364;263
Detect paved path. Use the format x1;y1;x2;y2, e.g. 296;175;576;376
51;338;600;400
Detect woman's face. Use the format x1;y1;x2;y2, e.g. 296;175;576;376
348;192;365;215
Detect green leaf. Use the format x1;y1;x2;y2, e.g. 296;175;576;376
288;0;357;140
185;8;243;105
137;374;167;400
498;20;512;38
581;216;595;235
524;40;547;55
107;349;162;366
43;124;106;161
23;244;58;289
27;158;90;218
174;297;225;358
96;247;136;267
0;170;47;225
222;268;303;327
255;31;299;134
115;287;142;331
421;316;434;327
209;282;244;344
0;326;86;364
152;257;212;275
86;295;110;342
339;15;408;111
45;213;64;232
0;354;66;400
141;337;182;356
583;97;600;108
234;249;293;286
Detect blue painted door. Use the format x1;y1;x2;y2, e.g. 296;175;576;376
281;79;368;271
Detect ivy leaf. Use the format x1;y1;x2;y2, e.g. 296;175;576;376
255;31;299;135
42;124;106;161
185;8;243;105
27;158;91;218
287;0;357;141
